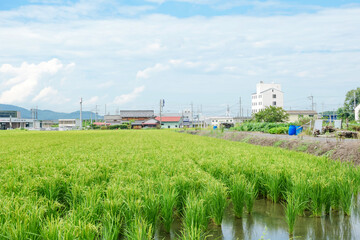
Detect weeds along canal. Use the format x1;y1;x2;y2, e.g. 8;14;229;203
156;197;360;240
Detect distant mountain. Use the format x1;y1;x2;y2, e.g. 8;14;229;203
0;104;103;121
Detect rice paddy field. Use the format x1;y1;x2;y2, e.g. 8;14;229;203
1;130;360;239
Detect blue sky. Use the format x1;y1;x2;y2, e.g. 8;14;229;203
0;0;359;115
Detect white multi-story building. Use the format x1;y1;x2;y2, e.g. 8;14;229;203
251;81;284;114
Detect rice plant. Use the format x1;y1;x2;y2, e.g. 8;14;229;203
285;192;301;235
339;179;353;216
124;216;153;240
245;181;258;214
291;176;308;216
183;192;208;233
205;182;228;225
180;224;210;240
160;186;178;232
230;174;247;218
309;181;323;217
0;130;359;238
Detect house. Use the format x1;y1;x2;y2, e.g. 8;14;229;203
156;116;182;128
286;110;318;122
142;119;159;128
209;116;234;128
251;81;284;114
59;119;80;131
120;110;154;121
104;115;121;125
356;104;360;121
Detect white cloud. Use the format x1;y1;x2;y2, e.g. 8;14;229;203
113;86;145;105
0;2;359;112
145;0;166;4
97;81;115;88
84;96;99;105
0;59;70;104
32;86;58;102
136;63;169;79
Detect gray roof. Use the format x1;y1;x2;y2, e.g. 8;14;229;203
120;110;154;118
143;119;159;124
286;110;318;115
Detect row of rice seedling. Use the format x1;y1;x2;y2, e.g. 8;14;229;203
1;130;359;238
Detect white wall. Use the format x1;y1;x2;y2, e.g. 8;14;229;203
209;117;234;127
356;104;360;121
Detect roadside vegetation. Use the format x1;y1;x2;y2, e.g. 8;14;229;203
0;130;359;238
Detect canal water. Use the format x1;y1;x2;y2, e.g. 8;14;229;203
156;198;360;240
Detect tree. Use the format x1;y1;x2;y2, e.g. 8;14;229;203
337;88;360;121
254;106;289;123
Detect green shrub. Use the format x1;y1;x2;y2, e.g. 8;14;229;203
108;124;128;130
268;127;288;134
233;122;290;133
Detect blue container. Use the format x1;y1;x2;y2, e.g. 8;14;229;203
288;125;296;135
213;126;218;130
296;126;303;135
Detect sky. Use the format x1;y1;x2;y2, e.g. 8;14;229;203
0;0;360;116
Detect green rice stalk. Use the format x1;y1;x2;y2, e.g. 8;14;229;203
183;192;208;232
285;192;300;235
245;181;258;214
125;216;153;240
206;183;228;225
160;187;178;232
230;175;247;218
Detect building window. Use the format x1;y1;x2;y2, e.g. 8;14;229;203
273;94;276;98
175;125;178;127
273;101;276;106
309;115;314;117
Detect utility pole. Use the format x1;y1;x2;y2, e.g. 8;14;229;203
191;102;193;127
159;99;162;127
80;98;83;129
226;105;230;117
159;99;165;128
95;105;98;122
308;95;314;111
239;97;242;119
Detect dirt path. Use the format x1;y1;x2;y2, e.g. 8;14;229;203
184;130;360;164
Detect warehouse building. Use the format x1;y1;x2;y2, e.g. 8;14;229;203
0;111;34;130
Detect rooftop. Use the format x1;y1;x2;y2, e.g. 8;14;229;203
155;116;181;122
120;110;154;118
286;110;318;115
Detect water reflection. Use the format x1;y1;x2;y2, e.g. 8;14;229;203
156;198;360;240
